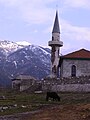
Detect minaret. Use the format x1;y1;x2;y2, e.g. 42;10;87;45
48;11;63;77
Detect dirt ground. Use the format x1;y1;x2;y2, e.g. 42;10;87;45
22;104;90;120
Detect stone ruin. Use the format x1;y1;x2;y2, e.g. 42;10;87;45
12;75;90;92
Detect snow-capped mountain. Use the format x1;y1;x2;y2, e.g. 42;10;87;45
0;40;25;55
16;41;31;46
5;45;51;79
0;40;51;87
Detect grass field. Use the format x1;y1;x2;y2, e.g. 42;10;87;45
0;90;90;117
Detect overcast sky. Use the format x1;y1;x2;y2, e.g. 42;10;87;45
0;0;90;54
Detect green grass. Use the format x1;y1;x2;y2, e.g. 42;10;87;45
59;92;90;104
0;90;90;116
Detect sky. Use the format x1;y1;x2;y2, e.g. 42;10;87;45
0;0;90;55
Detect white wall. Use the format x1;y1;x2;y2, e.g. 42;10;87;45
61;59;90;78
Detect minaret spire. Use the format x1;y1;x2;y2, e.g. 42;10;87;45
48;10;63;78
52;11;60;33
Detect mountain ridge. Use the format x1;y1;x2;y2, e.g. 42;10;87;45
0;40;51;87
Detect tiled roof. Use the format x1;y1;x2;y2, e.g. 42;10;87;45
62;49;90;59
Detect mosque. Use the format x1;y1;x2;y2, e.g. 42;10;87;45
12;11;90;91
48;11;90;78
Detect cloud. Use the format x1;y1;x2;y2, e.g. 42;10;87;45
0;0;90;54
0;0;19;6
43;17;90;43
60;19;90;54
63;0;90;9
61;19;90;42
0;0;56;24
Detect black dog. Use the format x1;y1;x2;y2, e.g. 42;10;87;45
46;92;60;101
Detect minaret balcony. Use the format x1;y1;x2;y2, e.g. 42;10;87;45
48;40;63;47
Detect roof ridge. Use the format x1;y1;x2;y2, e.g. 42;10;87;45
62;48;90;59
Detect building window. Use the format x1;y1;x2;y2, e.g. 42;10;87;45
71;65;76;77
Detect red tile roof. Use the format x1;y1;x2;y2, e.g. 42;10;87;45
62;49;90;59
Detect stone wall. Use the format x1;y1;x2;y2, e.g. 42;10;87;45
42;76;90;92
12;75;90;92
51;84;90;92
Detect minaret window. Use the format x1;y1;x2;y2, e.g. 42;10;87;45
58;49;59;57
71;65;76;77
52;36;54;41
